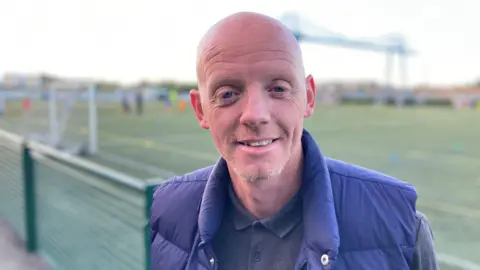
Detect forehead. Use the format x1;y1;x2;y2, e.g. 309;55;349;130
201;39;301;87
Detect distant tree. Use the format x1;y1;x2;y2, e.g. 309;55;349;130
157;80;178;89
178;82;198;93
155;80;198;93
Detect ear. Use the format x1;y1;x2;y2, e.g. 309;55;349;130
304;74;316;118
189;89;209;129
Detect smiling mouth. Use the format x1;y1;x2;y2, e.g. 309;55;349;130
237;138;279;147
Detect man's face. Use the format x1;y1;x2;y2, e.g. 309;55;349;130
191;19;316;182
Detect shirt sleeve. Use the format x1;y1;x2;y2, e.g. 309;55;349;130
411;211;439;270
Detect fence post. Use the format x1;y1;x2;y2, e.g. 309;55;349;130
144;184;155;270
22;142;38;252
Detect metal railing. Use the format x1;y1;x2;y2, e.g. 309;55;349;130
0;128;159;270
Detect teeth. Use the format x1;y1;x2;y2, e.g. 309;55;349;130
245;140;273;147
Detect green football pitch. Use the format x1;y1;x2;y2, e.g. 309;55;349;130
0;101;479;269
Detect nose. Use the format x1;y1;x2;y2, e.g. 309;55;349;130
239;85;271;128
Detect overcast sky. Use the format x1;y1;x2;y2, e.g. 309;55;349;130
0;0;478;86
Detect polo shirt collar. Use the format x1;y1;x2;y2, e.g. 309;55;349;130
198;129;340;258
228;183;302;238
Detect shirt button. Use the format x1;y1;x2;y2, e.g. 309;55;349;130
320;254;329;266
254;252;261;262
209;257;215;265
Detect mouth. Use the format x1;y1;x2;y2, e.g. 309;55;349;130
236;138;279;147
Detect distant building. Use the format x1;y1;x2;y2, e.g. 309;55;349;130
1;73;46;89
0;73;96;90
48;77;96;90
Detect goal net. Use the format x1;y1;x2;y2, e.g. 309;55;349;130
17;85;98;156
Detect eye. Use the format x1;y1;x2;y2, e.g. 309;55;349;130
269;83;292;96
222;91;235;99
215;89;240;106
271;86;286;93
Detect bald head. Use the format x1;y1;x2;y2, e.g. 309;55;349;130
189;12;316;185
196;12;304;89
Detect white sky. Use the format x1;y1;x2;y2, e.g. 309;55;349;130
0;0;479;86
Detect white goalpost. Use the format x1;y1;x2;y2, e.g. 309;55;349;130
20;84;98;156
88;85;98;155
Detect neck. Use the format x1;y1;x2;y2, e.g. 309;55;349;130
230;150;303;219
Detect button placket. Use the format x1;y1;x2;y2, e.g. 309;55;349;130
250;221;264;267
254;251;261;262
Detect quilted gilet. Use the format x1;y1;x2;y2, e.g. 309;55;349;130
150;129;418;270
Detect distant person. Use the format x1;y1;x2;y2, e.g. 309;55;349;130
22;98;31;112
163;98;172;110
121;90;130;114
0;94;5;116
150;12;438;270
135;90;143;115
168;89;177;109
178;99;187;112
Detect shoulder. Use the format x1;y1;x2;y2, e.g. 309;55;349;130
326;157;417;211
326;157;416;195
153;165;214;200
325;158;418;249
151;165;215;217
150;165;214;250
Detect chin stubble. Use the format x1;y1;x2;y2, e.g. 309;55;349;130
233;165;284;183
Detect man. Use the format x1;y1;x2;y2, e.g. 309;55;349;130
150;12;438;270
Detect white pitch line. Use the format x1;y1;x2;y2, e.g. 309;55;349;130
308;121;416;133
149;133;209;144
99;151;176;179
97;138;133;148
98;129;219;162
98;133;204;148
438;253;480;270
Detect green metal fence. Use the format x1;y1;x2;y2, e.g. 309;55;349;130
0;129;158;270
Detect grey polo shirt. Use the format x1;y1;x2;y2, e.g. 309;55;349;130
212;184;303;270
212;185;438;270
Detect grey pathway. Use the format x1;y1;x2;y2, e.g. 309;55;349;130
0;219;50;270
